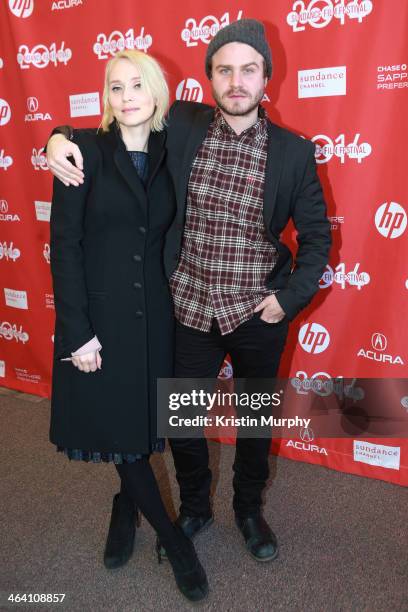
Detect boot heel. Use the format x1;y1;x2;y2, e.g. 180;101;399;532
156;539;163;564
136;509;141;528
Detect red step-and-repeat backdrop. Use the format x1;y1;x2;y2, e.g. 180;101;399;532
0;0;407;485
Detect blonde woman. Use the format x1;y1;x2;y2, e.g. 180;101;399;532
50;50;208;602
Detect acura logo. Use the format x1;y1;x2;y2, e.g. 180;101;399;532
0;200;8;213
299;427;314;442
371;333;387;352
27;97;38;112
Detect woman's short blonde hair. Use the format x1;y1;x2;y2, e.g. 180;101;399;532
101;50;169;133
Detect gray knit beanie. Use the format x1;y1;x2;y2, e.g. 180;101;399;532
205;18;272;79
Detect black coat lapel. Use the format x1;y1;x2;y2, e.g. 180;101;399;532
111;128;166;207
113;149;148;213
102;123;148;214
146;130;166;190
263;122;284;231
176;107;214;219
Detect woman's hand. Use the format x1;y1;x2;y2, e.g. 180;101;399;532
71;350;102;373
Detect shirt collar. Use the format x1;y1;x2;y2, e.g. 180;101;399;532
213;106;268;140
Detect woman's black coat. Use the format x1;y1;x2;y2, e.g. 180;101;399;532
50;126;175;455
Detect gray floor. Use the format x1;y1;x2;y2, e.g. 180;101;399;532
0;387;407;612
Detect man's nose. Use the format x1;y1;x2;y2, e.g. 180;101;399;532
230;70;243;88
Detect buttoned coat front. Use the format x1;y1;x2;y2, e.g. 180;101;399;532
50;126;176;455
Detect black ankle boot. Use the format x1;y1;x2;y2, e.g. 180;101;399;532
104;492;140;569
157;525;209;602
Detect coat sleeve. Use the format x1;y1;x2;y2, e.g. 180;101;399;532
44;126;98;152
50;135;97;358
275;143;331;320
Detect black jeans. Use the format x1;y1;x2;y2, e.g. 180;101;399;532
169;313;289;518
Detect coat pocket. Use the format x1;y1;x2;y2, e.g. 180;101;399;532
87;290;107;300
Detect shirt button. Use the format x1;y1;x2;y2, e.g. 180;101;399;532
133;282;142;289
135;310;143;318
133;255;142;262
139;226;146;234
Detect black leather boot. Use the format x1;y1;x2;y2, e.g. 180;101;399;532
103;492;140;569
235;513;278;562
157;525;209;602
157;512;214;559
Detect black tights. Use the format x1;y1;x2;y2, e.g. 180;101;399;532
115;457;179;548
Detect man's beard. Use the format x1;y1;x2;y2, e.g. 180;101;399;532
212;85;265;117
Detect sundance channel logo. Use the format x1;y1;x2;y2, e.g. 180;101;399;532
354;440;400;471
298;66;346;98
69;92;100;118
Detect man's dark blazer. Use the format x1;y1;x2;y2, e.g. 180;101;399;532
163;101;331;321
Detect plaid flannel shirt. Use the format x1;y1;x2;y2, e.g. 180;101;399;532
169;107;279;335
